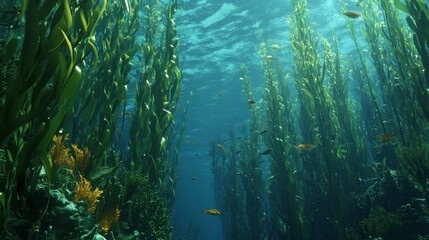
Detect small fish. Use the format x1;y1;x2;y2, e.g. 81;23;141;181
270;44;284;50
214;91;225;99
191;176;197;180
295;143;316;150
217;144;226;153
248;99;256;106
342;11;361;19
379;133;395;142
259;149;272;155
266;55;276;60
235;150;242;154
259;130;267;135
203;209;221;215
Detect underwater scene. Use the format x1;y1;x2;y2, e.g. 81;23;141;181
1;0;429;239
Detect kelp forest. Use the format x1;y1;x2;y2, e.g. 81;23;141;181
0;0;183;238
210;0;429;239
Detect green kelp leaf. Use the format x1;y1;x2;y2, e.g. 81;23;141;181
79;9;89;31
47;27;65;53
60;66;82;103
394;0;409;13
19;0;40;79
4;37;18;58
39;153;53;185
406;15;418;33
59;29;75;78
62;0;73;32
39;0;57;20
160;137;167;152
56;52;67;88
83;39;98;67
18;0;28;21
0;192;5;208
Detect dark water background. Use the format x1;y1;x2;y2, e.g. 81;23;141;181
171;0;364;238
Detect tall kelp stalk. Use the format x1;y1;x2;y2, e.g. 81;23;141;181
163;99;189;207
394;0;429;123
238;64;267;239
0;0;105;236
322;36;368;190
260;44;307;239
61;0;140;182
392;0;429;208
210;133;246;240
291;0;353;238
128;0;181;185
343;2;387;141
126;0;181;238
361;0;421;148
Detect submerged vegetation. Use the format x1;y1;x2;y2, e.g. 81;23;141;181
1;0;429;238
210;0;429;239
0;0;182;238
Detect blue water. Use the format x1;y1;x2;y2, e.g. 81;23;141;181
172;0;363;238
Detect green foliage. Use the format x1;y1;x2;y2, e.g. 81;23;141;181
124;172;172;239
361;207;403;239
63;0;140;181
395;0;429;122
260;43;307;240
0;0;106;234
238;65;267;239
399;143;429;205
129;0;181;185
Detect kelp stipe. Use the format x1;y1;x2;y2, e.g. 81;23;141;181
260;43;307;240
291;0;356;238
238;65;266;239
126;0;181;238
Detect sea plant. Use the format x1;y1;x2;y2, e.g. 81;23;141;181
123;172;172;239
236;65;267;239
128;0;181;185
64;0;140;182
0;0;105;235
291;0;354;238
394;0;429;123
260;44;307;239
360;206;404;239
210;132;247;240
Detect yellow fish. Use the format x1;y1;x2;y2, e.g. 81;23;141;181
295;143;316;150
203;209;221;215
342;11;361;19
379;133;395;142
217;144;225;153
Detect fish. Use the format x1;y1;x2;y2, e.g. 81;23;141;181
191;176;197;180
203;209;221;215
295;143;316;150
270;44;284;50
247;99;256;105
214;91;225;99
379;133;395;142
342;11;361;19
217;144;226;153
259;149;272;155
259;130;267;135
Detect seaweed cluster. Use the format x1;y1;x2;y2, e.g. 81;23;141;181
210;0;429;239
0;0;183;239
